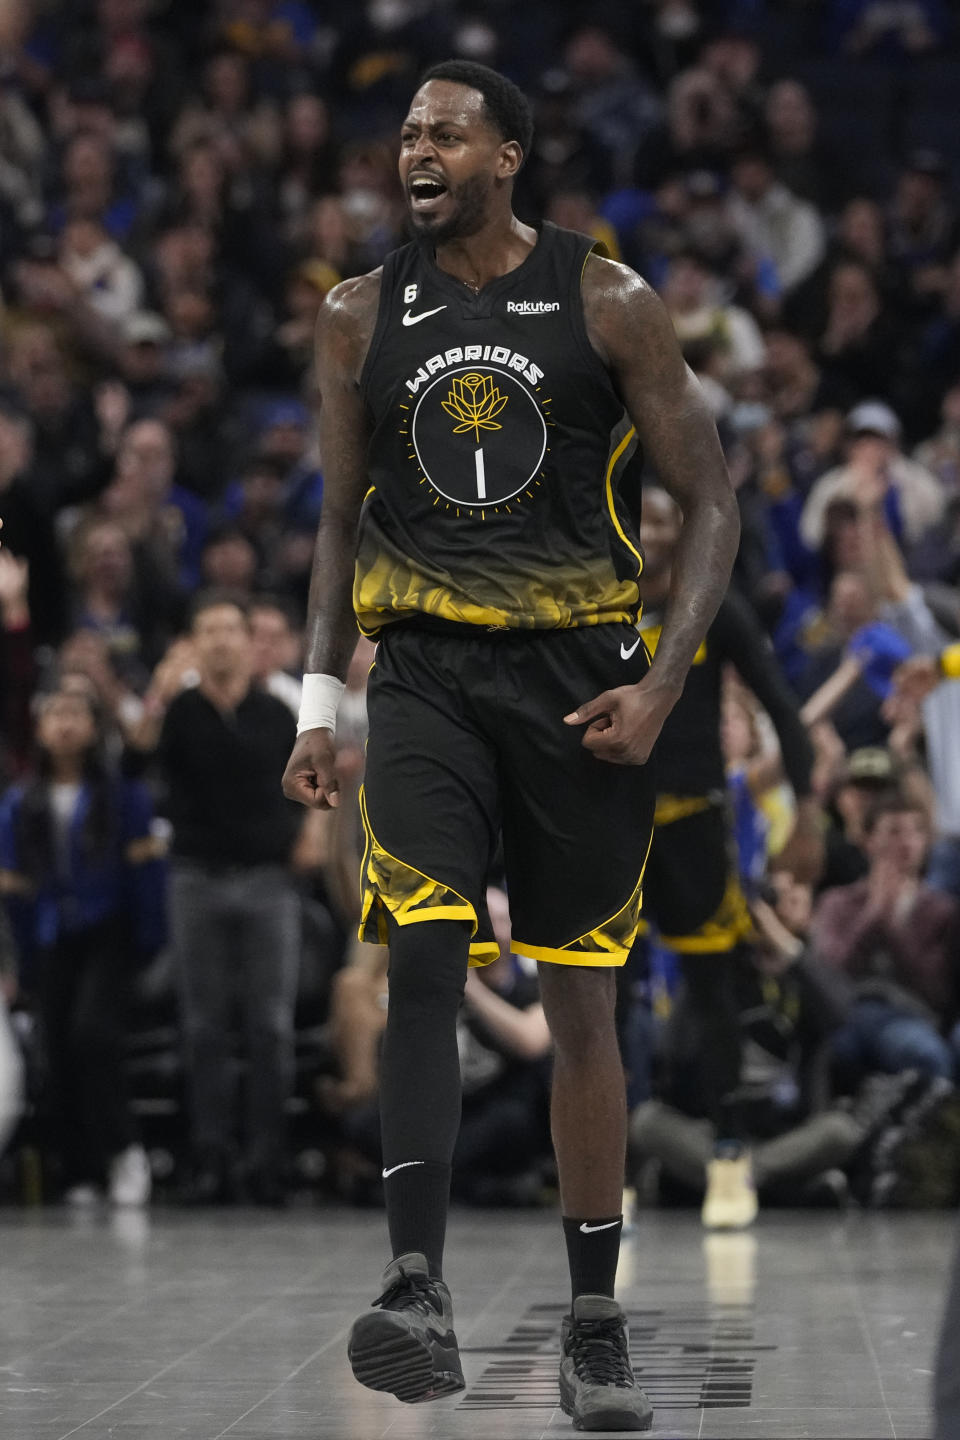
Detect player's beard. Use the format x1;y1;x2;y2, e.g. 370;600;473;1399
408;172;491;245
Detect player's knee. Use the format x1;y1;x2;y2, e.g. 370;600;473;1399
386;919;470;1013
539;964;616;1054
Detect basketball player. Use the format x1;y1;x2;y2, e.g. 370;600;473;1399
282;61;739;1431
635;487;819;1229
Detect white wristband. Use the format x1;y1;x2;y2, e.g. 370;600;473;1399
297;673;346;736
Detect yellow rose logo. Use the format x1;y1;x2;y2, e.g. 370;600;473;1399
441;372;509;442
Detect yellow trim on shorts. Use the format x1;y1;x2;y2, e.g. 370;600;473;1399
656;871;753;954
468;940;502;967
511;942;633;968
512;830;654;969
357;785;478;939
653;793;713;827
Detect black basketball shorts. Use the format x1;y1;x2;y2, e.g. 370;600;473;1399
358;620;656;967
639;795;752;953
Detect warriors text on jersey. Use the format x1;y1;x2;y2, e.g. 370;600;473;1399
356;222;644;633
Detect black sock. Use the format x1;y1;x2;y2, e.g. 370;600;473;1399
563;1214;623;1306
384;1160;452;1279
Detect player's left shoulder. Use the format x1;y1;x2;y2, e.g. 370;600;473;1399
581;251;657;314
581;252;672;365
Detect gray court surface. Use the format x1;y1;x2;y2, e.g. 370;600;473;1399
0;1206;950;1440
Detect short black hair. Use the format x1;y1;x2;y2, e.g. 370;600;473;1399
189;587;250;629
248;592;299;630
863;792;926;835
418;60;533;167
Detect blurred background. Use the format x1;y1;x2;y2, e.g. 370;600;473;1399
1;0;960;1219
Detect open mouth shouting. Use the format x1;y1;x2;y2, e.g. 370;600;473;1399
408;171;449;214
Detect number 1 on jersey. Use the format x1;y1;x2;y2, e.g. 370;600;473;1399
474;447;487;501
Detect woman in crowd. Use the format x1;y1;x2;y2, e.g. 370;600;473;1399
0;687;166;1205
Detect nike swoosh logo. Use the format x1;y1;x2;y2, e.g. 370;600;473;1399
579;1220;621;1234
620;635;642;660
382;1160;426;1178
402;306;447;326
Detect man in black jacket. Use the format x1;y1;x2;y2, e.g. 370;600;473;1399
147;592;302;1204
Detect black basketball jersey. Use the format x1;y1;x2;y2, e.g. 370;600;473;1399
355;222;644;633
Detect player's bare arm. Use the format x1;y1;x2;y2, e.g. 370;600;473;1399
565;255;740;765
281;272;380;810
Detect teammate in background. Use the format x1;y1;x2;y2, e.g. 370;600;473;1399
282;61;739;1431
636;486;821;1229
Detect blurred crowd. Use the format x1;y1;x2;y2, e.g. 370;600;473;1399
1;0;960;1212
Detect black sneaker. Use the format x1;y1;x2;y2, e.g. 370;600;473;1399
348;1252;465;1404
559;1295;653;1431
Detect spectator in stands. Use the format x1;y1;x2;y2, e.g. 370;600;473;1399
249;595;302;718
636;66;742;188
913;252;960;432
815;262;901;400
98;418;207;592
661;248;766;381
0;548;36;780
115;312;176;417
812;795;960;1084
168;49;280;177
302;194;356;278
821;745;900;892
764;328;851;434
829;0;948;56
48;130;138;239
800;401;945;550
794;567;895;750
66;517;181;682
57;216;144;324
728;147;827;295
870;520;960;899
521;77;613;217
219;455;286;569
199;526;260;597
887;150;959;295
764;79;846;216
785;198;901;348
0;688;164;1205
0;64;46;239
0;904;23;1156
0;401;66;646
143;593;302;1205
914;380;960;499
4;323;106;512
275;90;339;247
559;24;662;187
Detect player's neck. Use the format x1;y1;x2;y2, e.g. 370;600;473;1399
433;213;537;293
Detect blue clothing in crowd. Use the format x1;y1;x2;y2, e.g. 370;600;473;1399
0;779;167;964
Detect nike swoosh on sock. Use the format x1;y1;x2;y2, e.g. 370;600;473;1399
382;1160;427;1179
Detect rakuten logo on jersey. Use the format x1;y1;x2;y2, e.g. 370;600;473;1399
505;300;560;315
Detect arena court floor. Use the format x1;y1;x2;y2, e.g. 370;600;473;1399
0;1206;950;1440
